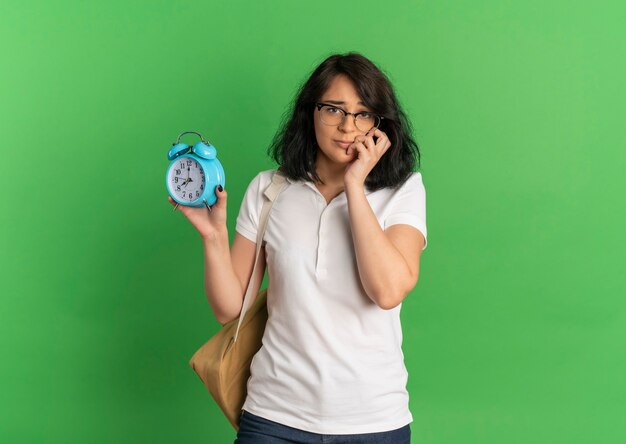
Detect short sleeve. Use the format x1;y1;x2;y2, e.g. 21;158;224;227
235;172;265;243
383;172;428;250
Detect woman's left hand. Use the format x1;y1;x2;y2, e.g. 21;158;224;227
343;128;392;187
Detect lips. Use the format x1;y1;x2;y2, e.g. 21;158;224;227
334;140;353;148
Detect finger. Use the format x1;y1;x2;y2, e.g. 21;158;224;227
213;185;227;209
370;127;386;141
372;128;387;139
362;131;376;150
373;129;389;147
351;141;371;160
374;132;390;152
355;134;374;149
347;142;361;157
381;139;392;156
346;138;361;155
353;135;366;145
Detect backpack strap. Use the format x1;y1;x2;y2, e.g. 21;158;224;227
234;170;287;342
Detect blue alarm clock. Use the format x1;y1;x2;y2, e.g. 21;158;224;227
166;131;225;208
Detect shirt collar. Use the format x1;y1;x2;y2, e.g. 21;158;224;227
283;174;373;196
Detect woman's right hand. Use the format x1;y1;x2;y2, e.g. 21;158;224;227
168;185;228;239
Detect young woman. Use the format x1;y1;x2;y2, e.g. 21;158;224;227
169;52;427;443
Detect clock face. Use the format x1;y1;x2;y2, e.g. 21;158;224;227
168;157;205;203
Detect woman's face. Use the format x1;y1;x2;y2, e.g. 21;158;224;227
313;74;374;168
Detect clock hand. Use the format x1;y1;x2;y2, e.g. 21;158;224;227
180;174;193;186
180;168;195;187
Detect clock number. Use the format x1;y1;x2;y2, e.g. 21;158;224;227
187;159;192;166
175;169;181;175
174;177;179;183
180;162;185;169
176;185;181;191
196;191;200;197
200;184;204;191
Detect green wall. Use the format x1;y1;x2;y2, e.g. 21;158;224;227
1;1;624;443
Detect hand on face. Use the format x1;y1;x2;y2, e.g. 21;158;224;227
343;128;392;187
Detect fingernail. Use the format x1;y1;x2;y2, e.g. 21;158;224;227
217;185;223;192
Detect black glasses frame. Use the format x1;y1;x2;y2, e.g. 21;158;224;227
314;102;384;132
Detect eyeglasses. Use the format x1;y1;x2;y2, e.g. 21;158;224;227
315;102;383;133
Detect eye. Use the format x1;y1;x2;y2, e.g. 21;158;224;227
357;112;374;119
326;106;342;114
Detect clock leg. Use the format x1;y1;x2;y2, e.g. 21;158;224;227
203;199;212;213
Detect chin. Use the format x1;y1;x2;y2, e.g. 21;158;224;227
332;150;355;163
317;143;356;165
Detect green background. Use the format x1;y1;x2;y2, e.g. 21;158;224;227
1;0;624;442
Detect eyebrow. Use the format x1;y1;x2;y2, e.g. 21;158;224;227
323;100;366;106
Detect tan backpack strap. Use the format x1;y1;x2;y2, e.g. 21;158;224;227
234;170;286;342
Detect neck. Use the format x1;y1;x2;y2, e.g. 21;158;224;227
314;153;345;188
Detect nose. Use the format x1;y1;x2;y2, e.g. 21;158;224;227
337;114;357;133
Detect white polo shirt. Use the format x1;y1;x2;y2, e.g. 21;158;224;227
235;169;427;434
